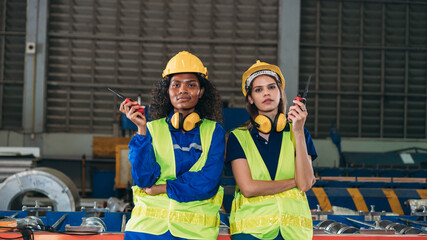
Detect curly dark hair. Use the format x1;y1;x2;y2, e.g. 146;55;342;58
149;73;223;124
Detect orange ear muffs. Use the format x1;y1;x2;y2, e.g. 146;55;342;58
169;112;201;131
252;113;286;134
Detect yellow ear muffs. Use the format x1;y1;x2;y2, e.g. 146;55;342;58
170;112;183;130
252;113;287;134
253;115;273;134
274;113;287;132
182;112;201;131
169;112;201;131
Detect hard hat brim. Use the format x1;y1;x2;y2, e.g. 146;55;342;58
242;62;285;96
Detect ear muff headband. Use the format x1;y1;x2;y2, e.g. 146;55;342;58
169;112;201;131
253;113;287;134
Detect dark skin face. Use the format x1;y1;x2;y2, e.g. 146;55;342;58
168;73;205;117
121;73;206;196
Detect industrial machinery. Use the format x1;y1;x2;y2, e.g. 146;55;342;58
1;168;426;239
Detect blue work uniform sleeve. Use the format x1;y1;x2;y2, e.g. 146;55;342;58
166;124;226;202
128;130;161;188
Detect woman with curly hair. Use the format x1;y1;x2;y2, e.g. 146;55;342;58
120;51;225;240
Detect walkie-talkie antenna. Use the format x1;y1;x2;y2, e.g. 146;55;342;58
302;74;312;99
107;88;125;100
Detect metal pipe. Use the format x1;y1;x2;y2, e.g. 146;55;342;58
52;214;67;230
399;218;427;227
121;214;126;232
345;217;375;228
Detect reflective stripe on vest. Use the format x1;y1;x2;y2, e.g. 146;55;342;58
126;118;223;240
229;127;313;240
131;187;223;227
231;213;312;234
233;188;307;210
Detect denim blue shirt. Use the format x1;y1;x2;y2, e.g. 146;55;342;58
226;123;317;180
128;112;225;202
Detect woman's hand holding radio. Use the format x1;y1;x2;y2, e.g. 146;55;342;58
288;99;307;134
120;100;147;135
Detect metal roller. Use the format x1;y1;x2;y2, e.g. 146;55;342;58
0;167;80;211
82;217;107;232
316;220;336;229
401;227;423;235
378;220;393;229
337;226;359;234
320;219;360;234
17;216;44;230
385;222;407;233
65;217;107;233
325;222;346;234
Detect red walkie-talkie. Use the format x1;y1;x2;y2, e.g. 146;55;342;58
108;88;145;115
294;74;312;106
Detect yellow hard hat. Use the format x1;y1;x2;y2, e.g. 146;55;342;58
162;51;208;79
241;60;285;96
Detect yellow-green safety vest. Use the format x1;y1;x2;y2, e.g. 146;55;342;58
125;118;224;240
229;126;313;240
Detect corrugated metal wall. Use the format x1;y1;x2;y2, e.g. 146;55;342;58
300;1;427;138
0;0;26;130
46;0;279;133
1;0;426;139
